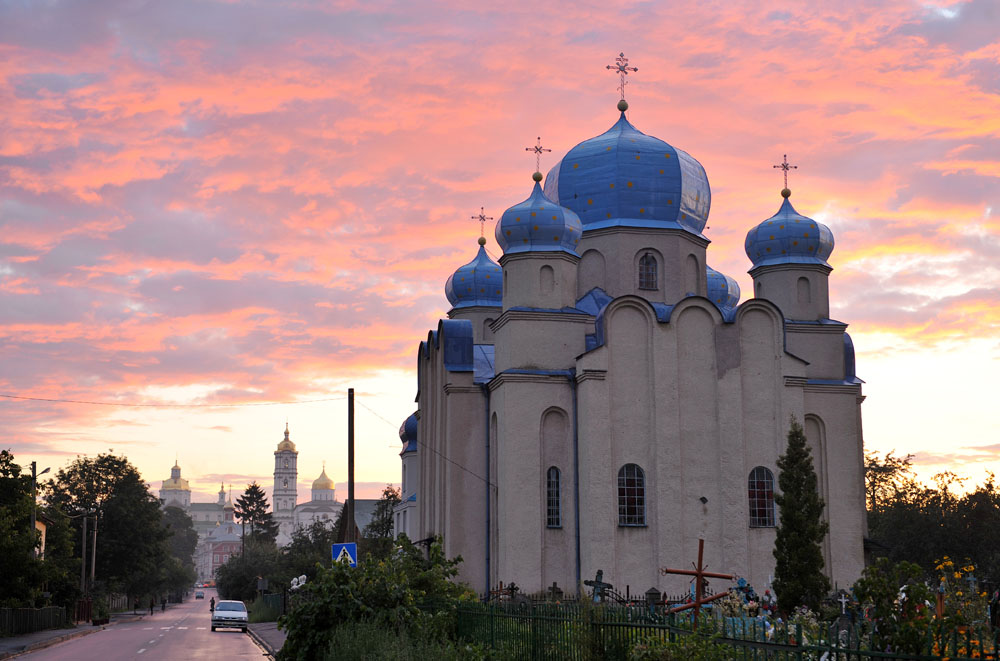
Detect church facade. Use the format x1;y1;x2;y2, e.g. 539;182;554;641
402;99;867;597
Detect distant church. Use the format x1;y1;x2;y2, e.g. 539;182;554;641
396;87;866;596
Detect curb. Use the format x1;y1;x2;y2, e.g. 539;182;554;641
0;625;103;660
246;625;279;659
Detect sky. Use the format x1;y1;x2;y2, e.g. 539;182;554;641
1;0;998;504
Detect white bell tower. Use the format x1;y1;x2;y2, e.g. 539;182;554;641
273;423;298;544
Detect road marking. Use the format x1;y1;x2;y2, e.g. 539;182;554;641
178;626;188;629
160;626;172;630
137;649;145;654
196;627;206;630
143;627;153;630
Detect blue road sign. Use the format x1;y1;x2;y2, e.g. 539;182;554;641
331;542;358;567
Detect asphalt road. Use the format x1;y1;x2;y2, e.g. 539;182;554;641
22;589;266;660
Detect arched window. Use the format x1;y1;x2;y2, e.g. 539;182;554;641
618;464;646;526
748;466;776;527
638;253;658;290
546;466;561;528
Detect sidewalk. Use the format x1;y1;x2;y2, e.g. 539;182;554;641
248;622;286;658
0;606;168;659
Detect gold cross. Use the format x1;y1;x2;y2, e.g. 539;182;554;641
606;52;638;100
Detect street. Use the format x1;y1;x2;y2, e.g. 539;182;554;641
22;589;266;660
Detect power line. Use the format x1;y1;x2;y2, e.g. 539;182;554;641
356;398;497;492
0;393;346;408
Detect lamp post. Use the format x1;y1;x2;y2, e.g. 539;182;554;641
30;461;50;558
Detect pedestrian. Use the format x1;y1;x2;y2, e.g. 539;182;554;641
161;597;166;612
148;597;154;616
210;597;215;613
133;599;138;614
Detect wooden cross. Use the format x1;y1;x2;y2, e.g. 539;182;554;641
584;569;613;604
660;539;734;630
547;581;563;601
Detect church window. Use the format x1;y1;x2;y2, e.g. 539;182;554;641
284;459;289;468
638;254;658;290
283;478;288;488
618;464;646;526
546;466;561;528
748;466;776;527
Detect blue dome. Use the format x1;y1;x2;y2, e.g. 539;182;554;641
543;112;711;235
706;265;741;309
745;192;834;268
496;180;582;256
399;412;417;454
445;242;502;309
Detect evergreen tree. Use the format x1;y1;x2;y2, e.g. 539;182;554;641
162;505;198;568
772;417;830;613
361;485;401;559
234;482;279;545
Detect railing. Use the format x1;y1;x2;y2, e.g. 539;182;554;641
455;601;1000;661
0;607;67;637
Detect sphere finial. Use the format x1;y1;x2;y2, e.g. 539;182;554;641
532;171;543;182
478;236;487;246
781;188;791;198
617;99;629;112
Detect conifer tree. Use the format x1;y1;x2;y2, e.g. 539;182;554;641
772;416;830;613
234;482;279;545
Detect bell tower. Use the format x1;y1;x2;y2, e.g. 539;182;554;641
273;423;298;543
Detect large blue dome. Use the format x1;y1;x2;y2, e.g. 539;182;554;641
543;112;711;235
444;241;502;309
745;191;834;268
399;412;417;454
496;180;582;256
706;265;741;309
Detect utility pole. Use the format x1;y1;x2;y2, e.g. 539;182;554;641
29;461;50;558
347;387;356;543
90;513;97;591
80;515;88;593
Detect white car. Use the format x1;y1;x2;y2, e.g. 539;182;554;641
211;600;248;632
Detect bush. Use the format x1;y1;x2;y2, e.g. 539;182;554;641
277;535;473;661
630;632;734;661
248;595;281;623
324;620;491;660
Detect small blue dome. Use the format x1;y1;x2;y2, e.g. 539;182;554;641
444;242;502;309
543;112;710;235
399;412;417;454
745;192;835;268
496;180;582;255
706;265;741;309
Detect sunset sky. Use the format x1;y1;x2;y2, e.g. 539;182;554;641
1;0;998;503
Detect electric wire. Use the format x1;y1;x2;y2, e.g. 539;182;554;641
0;393;347;407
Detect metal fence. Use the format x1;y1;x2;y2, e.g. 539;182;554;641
0;607;67;637
455;602;1000;660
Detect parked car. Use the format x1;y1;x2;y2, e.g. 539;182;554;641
211;600;248;632
195;591;205;599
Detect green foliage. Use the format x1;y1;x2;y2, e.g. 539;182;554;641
360;484;401;560
0;450;45;606
852;557;934;654
630;632;733;661
234;482;279;546
283;520;336;580
215;539;283;602
772;417;830;614
45;452;168;597
248;594;282;623
324;620;491;660
277;535;472;661
867;451;1000;583
162;505;198;568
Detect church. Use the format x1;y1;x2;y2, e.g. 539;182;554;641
397;85;867;597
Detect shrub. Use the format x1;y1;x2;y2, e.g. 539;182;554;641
324;620;491;660
630;632;734;661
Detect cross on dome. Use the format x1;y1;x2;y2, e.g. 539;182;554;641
773;154;798;195
606;52;638;102
525;137;551;179
470;206;493;239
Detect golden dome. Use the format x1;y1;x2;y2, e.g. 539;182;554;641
311;467;334;491
161;477;190;491
276;423;297;453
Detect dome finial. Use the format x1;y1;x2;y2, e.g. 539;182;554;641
773;154;798;195
470;206;494;239
606;51;638;107
525;137;551;176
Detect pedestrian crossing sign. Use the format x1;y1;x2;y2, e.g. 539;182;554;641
331;543;358;567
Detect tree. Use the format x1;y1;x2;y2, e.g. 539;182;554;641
0;449;45;606
162;506;198;568
234;482;279;546
772;417;830;613
361;484;401;559
283;520;338;580
45;452;167;598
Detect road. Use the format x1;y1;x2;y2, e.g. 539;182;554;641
23;589;266;660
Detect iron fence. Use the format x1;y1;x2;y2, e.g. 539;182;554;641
455;601;1000;660
0;607;67;637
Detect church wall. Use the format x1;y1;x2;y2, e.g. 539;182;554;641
447;306;499;345
578;249;606;295
500;252;579;311
784;326;846;379
492;314;591;373
540;407;574;592
803;389;866;588
750;264;831;321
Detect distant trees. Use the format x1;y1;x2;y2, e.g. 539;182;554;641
235;482;279;546
772;417;830;614
361;485;400;559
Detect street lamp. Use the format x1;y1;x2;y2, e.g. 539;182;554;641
30;461;50;558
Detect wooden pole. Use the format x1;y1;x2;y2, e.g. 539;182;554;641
347;388;355;543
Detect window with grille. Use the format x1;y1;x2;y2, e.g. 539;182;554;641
638;254;658;290
748;466;776;527
546;466;561;528
618;464;646;526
